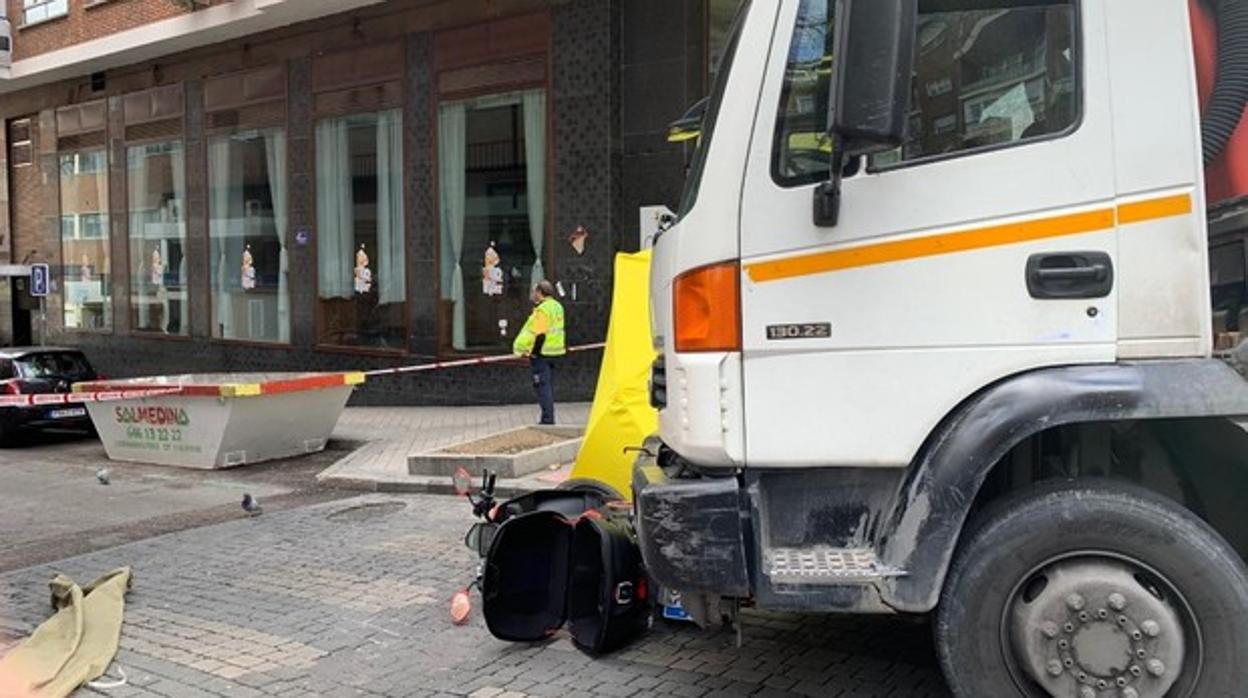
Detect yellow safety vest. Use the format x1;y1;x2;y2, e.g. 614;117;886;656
514;298;566;357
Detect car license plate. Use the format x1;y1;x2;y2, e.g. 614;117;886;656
49;407;86;419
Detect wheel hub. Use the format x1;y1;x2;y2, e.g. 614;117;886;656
1009;559;1185;698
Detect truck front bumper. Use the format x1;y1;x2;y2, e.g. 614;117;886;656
632;453;751;597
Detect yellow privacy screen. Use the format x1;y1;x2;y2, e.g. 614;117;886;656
570;250;657;501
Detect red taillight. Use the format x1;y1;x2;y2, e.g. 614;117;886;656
3;380;21;395
673;261;741;353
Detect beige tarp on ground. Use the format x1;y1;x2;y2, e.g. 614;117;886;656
0;568;132;698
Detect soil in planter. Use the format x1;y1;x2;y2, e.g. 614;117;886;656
440;428;573;456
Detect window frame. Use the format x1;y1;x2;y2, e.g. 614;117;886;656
867;0;1085;174
205;126;291;347
126;135;192;339
311;107;409;355
768;0;1085;188
768;0;835;188
21;0;69;28
57;145;112;335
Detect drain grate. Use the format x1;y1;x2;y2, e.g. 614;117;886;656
326;502;407;523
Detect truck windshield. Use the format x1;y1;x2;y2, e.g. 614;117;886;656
676;1;751;220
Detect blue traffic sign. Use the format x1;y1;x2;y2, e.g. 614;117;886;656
30;263;49;297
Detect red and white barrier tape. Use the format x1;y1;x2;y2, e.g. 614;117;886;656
0;388;184;408
0;343;609;408
362;343;607;378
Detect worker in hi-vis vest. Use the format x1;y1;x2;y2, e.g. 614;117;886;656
513;280;566;425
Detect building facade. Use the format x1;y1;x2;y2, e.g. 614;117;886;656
0;0;735;404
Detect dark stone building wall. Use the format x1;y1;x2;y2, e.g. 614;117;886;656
616;0;709;252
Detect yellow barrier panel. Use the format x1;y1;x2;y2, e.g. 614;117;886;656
568;250;657;501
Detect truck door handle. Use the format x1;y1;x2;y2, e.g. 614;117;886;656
1026;252;1114;299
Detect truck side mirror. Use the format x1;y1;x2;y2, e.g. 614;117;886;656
814;0;918;227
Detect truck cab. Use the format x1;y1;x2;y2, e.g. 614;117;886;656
637;0;1248;695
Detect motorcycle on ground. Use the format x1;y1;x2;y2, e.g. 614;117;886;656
448;466;653;654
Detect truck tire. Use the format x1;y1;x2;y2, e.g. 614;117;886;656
936;479;1248;698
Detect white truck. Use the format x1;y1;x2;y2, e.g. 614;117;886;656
635;0;1248;695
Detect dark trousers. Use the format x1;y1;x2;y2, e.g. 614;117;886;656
530;356;556;425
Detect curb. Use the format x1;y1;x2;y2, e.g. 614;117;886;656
319;473;545;498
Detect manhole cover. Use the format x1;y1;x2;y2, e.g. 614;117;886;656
327;502;407;523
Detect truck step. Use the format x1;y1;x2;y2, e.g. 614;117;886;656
763;547;904;585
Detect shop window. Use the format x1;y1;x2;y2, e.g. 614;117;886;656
22;0;68;26
209;129;290;344
438;90;546;352
315;110;404;349
129;140;188;335
59;149;110;331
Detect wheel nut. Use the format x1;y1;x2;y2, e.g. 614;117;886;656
1131;664;1143;676
1067;594;1086;611
1065;623;1076;633
1097;609;1109;620
1141;620;1161;638
1147;659;1166;677
1079;611;1091;623
1097;679;1108;689
1108;593;1127;611
1042;621;1060;638
1048;660;1064;676
1059;639;1070;649
1123;688;1140;698
1136;649;1147;660
1117;677;1128;687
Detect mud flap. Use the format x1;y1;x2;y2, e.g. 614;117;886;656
481;491;651;655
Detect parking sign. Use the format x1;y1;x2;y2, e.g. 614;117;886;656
30;263;49;297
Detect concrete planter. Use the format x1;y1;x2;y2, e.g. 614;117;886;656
408;425;583;479
78;373;362;470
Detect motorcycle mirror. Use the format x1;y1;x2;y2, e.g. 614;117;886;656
452;467;474;497
450;589;472;625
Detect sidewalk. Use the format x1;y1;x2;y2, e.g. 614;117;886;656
317;404;592;495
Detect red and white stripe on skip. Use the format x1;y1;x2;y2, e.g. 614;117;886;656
0;388;183;408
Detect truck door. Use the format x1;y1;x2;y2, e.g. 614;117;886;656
739;0;1118;467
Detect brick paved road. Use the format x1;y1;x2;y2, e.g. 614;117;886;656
0;494;950;697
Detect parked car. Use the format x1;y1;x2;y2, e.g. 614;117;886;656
0;347;98;443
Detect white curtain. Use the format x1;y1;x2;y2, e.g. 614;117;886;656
169;144;187;334
264;130;290;343
316;120;354;299
376;110;406;306
438;103;467;350
522;90;547;288
209;137;241;338
127;147;152;330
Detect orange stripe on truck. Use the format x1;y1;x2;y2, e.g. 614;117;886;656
1117;193;1193;225
745;193;1192;284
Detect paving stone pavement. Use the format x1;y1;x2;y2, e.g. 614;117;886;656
0;493;951;698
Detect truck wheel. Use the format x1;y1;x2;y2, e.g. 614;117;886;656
936;479;1248;698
